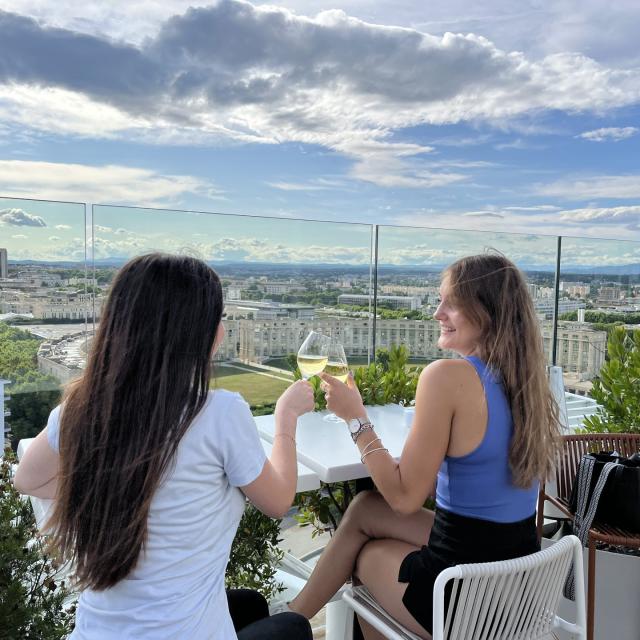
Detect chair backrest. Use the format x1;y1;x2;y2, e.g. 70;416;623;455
554;433;640;503
432;535;586;640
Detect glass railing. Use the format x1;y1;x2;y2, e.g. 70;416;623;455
376;224;559;367
3;194;640;444
557;236;640;398
92;205;374;412
1;196;88;451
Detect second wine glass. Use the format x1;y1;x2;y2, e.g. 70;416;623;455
323;340;349;422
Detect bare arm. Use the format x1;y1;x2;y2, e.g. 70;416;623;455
321;360;457;515
241;381;314;518
13;427;59;499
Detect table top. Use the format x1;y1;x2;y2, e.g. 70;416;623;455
17;435;320;500
255;404;411;483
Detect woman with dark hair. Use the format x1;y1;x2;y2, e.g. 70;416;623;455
278;252;561;639
14;253;314;639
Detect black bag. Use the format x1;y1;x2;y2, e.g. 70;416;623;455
569;451;640;533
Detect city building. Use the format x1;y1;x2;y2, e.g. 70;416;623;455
598;285;623;302
534;298;586;320
0;248;7;280
0;378;10;457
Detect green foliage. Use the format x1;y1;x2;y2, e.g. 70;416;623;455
7;374;61;450
560;310;640;325
0;451;76;638
0;322;62;450
337;305;428;320
583;327;640;434
293;345;423;536
225;504;284;602
0;323;43;381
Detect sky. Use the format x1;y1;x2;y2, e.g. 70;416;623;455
1;1;640;266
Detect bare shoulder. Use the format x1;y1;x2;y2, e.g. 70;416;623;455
419;358;478;389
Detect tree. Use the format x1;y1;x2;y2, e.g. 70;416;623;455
0;451;76;638
7;373;61;450
583;327;640;434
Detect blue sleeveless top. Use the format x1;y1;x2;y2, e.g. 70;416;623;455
435;356;539;523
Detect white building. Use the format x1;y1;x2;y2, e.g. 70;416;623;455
0;378;10;457
0;248;7;280
534;298;586;320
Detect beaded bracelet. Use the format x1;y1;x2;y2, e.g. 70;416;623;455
360;447;389;464
274;433;296;445
360;437;382;456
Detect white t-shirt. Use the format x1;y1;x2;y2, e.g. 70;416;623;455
47;389;267;640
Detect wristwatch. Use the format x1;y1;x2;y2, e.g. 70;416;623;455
347;416;374;443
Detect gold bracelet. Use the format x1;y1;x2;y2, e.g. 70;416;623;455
274;433;296;445
360;447;389;464
360;437;382;456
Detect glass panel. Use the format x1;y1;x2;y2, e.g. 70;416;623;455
1;196;87;451
92;205;373;412
558;236;640;404
376;225;559;367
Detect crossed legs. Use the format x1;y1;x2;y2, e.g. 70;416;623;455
288;490;435;639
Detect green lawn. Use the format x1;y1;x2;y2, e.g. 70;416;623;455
211;365;290;406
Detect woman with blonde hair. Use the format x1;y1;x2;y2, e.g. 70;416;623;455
280;252;560;639
14;253;315;639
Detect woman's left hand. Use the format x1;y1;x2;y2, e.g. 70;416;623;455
318;371;367;422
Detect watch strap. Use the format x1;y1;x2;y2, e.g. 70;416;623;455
351;422;374;443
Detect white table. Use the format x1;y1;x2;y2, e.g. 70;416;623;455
16;436;320;530
255;404;410;482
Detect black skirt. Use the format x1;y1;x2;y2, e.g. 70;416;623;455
398;507;539;635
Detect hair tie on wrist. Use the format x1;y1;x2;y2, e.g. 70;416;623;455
360;447;388;464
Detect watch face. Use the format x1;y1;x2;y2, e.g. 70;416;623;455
348;419;360;433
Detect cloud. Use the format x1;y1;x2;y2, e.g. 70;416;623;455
0;207;46;226
535;175;640;200
55;224;72;230
266;181;331;191
2;2;640;189
11;233;27;238
0;160;222;206
462;211;504;219
558;206;640;230
578;127;638;142
48;235;61;241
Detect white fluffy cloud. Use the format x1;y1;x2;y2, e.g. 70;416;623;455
578;127;638;142
0;160;222;205
2;1;640;189
0;207;46;226
535;175;640;200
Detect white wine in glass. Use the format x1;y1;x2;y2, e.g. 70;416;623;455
297;331;330;379
324;340;349;422
324;361;349;383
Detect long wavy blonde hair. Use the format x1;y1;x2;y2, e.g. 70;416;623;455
444;252;560;487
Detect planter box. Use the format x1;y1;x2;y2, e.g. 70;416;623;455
542;538;640;640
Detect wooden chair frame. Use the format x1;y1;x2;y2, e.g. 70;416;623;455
536;433;640;640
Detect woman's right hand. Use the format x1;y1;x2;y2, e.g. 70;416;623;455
275;380;315;420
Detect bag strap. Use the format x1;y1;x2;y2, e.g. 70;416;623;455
564;456;618;600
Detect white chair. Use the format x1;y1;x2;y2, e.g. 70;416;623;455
342;534;587;640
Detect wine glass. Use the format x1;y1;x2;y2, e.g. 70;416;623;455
323;340;349;422
297;331;330;380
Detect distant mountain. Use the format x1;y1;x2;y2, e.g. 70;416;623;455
9;258;640;276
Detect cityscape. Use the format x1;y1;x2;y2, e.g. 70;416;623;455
3;210;640;450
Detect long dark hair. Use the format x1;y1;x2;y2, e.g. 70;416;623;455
47;253;223;590
443;252;560;487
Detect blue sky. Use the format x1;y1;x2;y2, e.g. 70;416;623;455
1;1;640;265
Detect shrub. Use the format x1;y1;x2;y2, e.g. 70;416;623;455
0;450;76;639
583;327;640;434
